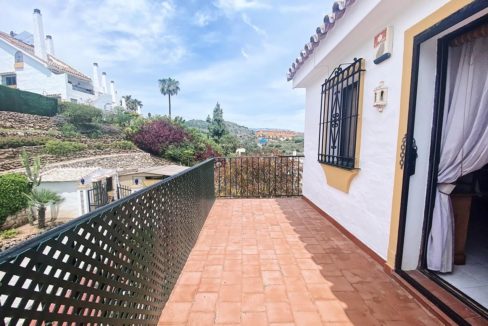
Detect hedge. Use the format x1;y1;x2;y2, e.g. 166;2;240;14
44;140;87;156
0;85;58;116
0;173;30;226
0;136;50;149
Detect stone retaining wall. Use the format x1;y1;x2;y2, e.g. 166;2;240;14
0;149;148;172
0;111;55;131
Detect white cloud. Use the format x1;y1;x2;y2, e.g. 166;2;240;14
214;0;270;13
241;48;249;59
194;10;216;27
278;4;318;13
241;13;267;38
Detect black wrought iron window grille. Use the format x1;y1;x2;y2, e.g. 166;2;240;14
318;58;364;169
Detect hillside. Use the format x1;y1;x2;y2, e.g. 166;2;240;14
0;111;169;172
185;119;255;139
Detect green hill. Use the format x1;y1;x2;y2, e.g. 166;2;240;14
185;120;255;139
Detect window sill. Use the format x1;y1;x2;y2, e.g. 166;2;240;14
320;163;359;193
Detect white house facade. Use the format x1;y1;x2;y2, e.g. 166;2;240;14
290;0;488;321
0;9;120;110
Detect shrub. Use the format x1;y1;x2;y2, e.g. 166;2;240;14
0;229;18;239
47;128;60;137
99;123;122;136
195;144;220;162
111;140;135;150
0;85;58;116
0;136;49;149
105;107;138;127
164;144;195;165
91;143;108;150
59;102;103;124
44;140;86;156
59;123;79;137
132;119;189;155
0;173;30;226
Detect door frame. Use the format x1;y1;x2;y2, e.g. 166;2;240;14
393;0;488;322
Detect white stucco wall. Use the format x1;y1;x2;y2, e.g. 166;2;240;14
297;0;451;259
0;42;16;73
1;41;119;110
40;181;80;219
0;41;68;98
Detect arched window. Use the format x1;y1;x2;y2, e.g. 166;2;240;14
14;51;23;63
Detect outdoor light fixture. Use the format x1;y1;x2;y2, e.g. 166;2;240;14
80;178;85;185
373;81;388;112
134;178;139;185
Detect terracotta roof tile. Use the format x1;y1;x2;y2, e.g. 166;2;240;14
0;31;91;81
287;0;358;81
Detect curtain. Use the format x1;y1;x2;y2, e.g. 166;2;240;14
427;35;488;273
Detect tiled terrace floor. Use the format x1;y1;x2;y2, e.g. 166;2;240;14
159;199;441;325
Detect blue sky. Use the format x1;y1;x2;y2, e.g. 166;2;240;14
1;0;334;131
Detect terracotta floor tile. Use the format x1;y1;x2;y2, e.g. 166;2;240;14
296;258;320;270
159;199;440;325
216;302;241;324
266;302;294;323
184;261;205;272
192;292;218;312
293;311;323;326
301;270;327;284
242;293;266;312
243;277;264;293
324;276;355;292
264;284;288;303
243;264;261;277
202;264;224;279
287;291;317;312
187;312;216;326
242;311;268;326
262;271;284;285
178;272;202;286
199;278;221;292
219;284;242;302
222;271;242;285
243;254;260;265
260;260;281;271
315;300;350;322
159;302;192;324
283;277;308;293
169;284;198;302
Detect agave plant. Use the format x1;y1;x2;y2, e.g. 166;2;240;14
24;188;63;229
20;150;42;224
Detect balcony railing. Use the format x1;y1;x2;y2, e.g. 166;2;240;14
214;156;304;198
0;159;215;324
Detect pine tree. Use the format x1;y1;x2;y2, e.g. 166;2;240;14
208;102;227;141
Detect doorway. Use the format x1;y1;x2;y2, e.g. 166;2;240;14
396;4;488;321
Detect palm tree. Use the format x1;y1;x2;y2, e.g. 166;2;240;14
122;95;143;112
24;188;63;228
158;78;180;119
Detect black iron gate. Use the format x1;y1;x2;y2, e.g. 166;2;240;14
117;184;132;199
87;183;109;212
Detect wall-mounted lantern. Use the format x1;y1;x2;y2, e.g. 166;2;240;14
80;178;85;185
373;81;388;112
134;178;139;185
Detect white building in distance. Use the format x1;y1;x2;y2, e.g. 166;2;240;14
0;9;120;110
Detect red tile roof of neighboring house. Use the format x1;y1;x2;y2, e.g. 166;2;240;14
287;0;358;81
0;31;91;82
